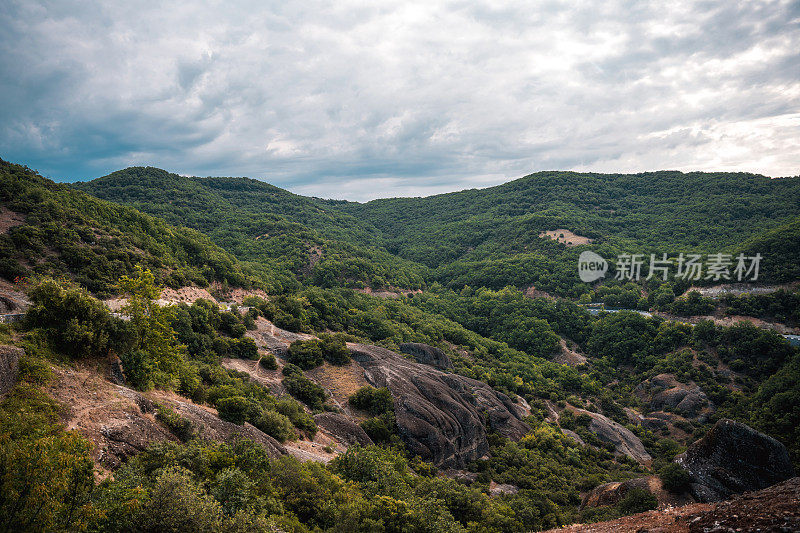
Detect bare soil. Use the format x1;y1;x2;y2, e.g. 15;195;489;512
539;229;594;247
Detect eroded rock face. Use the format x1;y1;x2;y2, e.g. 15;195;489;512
314;412;373;447
399;343;453;371
676;419;796;502
348;343;529;468
635;374;712;420
581;475;696;510
0;345;21;395
573;408;652;465
582;477;653;509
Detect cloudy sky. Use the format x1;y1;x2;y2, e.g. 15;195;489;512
1;1;798;200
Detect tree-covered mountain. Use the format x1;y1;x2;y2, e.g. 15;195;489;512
0;160;261;295
78;168;800;297
74;167;428;292
328;170;800;289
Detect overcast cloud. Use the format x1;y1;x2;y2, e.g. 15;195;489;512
0;0;798;200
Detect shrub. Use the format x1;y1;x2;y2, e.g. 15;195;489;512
360;415;396;444
274;397;317;435
120;349;152;390
259;353;278;370
254;410;296;442
283;374;327;411
216;396;253;425
617;488;657;515
281;362;303;377
658;463;691;493
349;386;394;415
287;339;324;370
319;333;351;365
155;403;195;442
229;337;258;360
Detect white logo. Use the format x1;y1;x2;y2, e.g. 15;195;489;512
578;251;608;282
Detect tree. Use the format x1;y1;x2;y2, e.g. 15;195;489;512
118;266;190;390
25;278;127;359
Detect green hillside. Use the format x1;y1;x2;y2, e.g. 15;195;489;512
75;167;427;291
328;171;800;291
0;160;260;295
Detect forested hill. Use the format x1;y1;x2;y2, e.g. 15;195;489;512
329;170;800;266
74;167;428;292
76;168;800;296
326;171;800;294
0;159;260;295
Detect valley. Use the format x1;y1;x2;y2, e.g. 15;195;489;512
1;158;799;532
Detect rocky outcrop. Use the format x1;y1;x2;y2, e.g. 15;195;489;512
314;412;373;447
635;374;712;420
399;343;453;371
489;481;519;496
676;419;795;502
48;365;287;470
573;408;652;465
561;428;586;446
348;343;529;468
550;477;800;533
582;477;654;509
581;476;695;511
164;395;287;458
0;345;21;395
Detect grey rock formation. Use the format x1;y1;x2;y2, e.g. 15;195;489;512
348;343;529;468
399;343;453;371
0;345;21;395
561;428;586;446
314;412;373;447
676;419;796;502
573;408;652;464
581;477;653;509
635;373;712;419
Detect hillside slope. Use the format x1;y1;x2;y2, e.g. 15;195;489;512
0;160;260;295
330;171;800;290
75;167;428;291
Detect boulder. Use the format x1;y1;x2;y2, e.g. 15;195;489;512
581;476;695;510
489;481;519;496
348;343;529;468
573;408;652;465
439;469;479;484
582;477;653;509
314;412;373;447
399;343;453;371
675;419;796;502
0;345;22;395
635;373;712;419
561;428;586;446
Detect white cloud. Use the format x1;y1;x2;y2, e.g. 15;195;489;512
0;0;798;199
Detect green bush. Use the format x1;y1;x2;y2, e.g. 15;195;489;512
216;396;253;425
349;386;394;415
228;337;258;360
254;410;296;442
259;353;278;370
658;463;691;493
274;397;317;435
617;488;657;515
155;403;195;442
287;339;324;369
319;333;351;365
283;374;327;411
